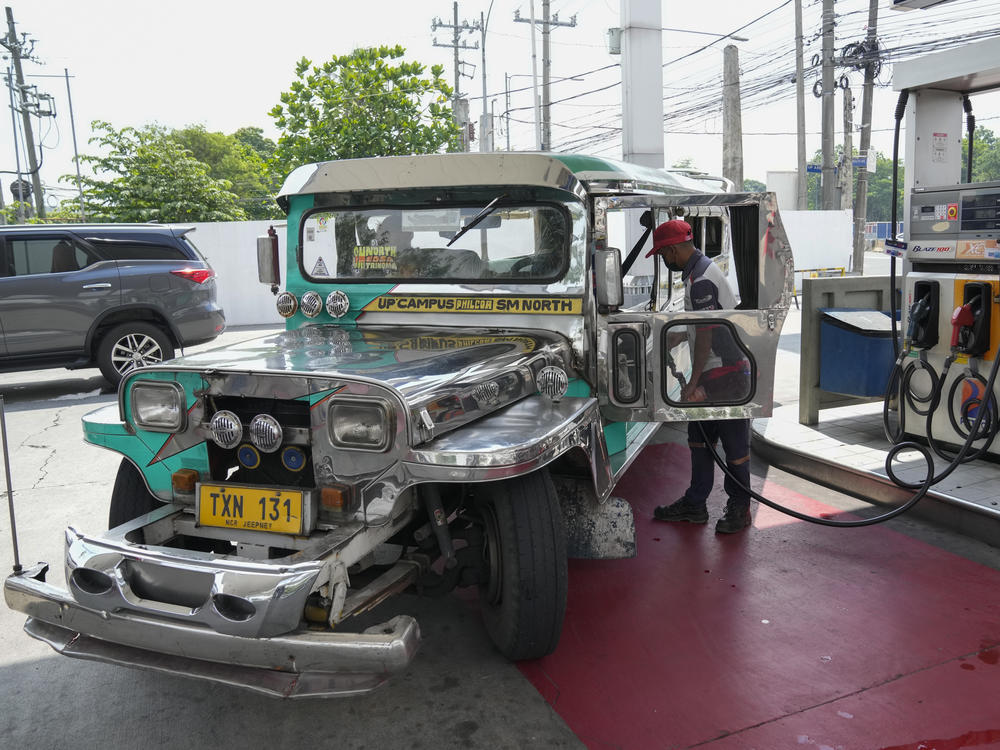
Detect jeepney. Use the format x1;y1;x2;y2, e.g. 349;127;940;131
4;153;793;698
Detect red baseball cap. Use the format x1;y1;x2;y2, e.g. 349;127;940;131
645;219;693;257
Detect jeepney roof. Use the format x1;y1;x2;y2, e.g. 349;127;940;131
276;152;726;209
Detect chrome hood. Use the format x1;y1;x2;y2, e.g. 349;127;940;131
166;325;573;442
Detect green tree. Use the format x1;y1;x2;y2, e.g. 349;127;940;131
170;125;282;219
743;178;766;192
269;46;460;175
962;126;1000;182
234;126;277;163
67;121;247;223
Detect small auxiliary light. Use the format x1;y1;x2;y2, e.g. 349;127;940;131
537;366;569;402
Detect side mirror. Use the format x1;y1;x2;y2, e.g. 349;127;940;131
594;247;623;311
257;226;280;294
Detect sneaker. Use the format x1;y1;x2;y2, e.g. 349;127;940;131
653;498;708;524
715;505;752;534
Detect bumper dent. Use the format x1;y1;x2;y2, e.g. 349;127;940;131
5;565;419;699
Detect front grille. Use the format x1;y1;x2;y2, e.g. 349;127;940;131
206;396;314;487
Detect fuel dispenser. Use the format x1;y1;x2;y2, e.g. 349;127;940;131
900;184;1000;457
885;39;1000;465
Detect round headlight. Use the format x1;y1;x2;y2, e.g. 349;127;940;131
537;366;569;402
249;413;283;453
326;290;350;318
276;291;298;318
300;291;323;318
210;410;243;449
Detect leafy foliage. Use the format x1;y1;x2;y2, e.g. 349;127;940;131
67;121;247;223
170;125;282;219
743;178;766;192
269;46;460;175
962;127;1000;184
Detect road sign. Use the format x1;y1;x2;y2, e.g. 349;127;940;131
806;164;821;174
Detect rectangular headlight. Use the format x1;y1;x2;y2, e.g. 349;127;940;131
131;381;186;433
328;399;391;451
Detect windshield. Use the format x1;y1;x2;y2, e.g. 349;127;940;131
300;204;569;282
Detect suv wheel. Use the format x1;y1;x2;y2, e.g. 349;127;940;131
97;322;175;386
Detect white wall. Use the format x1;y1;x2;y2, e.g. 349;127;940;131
186;220;287;327
765;170;800;214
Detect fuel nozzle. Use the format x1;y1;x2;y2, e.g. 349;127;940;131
905;294;931;350
951;303;977;351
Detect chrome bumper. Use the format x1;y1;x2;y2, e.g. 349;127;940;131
5;560;419;699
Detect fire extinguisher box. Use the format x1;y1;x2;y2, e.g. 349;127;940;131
819;309;898;397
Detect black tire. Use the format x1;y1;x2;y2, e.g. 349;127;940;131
108;458;161;529
97;322;175;386
475;469;568;660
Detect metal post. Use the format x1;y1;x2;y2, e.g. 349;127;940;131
794;0;808;210
842;86;854;213
65;68;86;221
504;72;511;151
852;0;880;274
821;0;836;210
1;395;22;573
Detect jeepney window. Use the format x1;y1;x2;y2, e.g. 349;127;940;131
299;204;571;282
660;320;755;406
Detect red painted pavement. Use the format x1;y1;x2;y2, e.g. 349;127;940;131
519;443;1000;749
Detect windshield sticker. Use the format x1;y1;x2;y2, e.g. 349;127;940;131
362;295;582;315
311;256;330;276
353;245;398;272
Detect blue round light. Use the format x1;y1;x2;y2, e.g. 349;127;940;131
237;444;261;470
281;446;306;472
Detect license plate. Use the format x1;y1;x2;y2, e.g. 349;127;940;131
198;484;304;535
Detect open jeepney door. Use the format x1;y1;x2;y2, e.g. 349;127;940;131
594;191;794;428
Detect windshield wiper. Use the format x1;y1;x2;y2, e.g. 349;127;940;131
446;194;506;248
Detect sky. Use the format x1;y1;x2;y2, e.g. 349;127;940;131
4;0;1000;211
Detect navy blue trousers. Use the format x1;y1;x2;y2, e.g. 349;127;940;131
685;419;751;510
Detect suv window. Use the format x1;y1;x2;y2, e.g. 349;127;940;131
89;242;187;261
2;237;98;277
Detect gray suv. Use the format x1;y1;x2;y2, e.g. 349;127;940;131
0;224;225;386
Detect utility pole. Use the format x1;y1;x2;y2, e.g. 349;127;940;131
722;45;744;190
794;0;807;210
852;0;880;273
841;87;854;212
477;3;495;152
432;2;479;151
820;0;836;210
514;3;576;152
2;7;45;219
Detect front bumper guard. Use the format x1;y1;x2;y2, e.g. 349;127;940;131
4;561;420;699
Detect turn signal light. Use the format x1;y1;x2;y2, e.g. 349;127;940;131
172;468;200;493
321;484;352;511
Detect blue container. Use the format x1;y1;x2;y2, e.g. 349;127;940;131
819;309;897;397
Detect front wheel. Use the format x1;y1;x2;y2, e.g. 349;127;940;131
97;322;175;386
474;469;568;660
